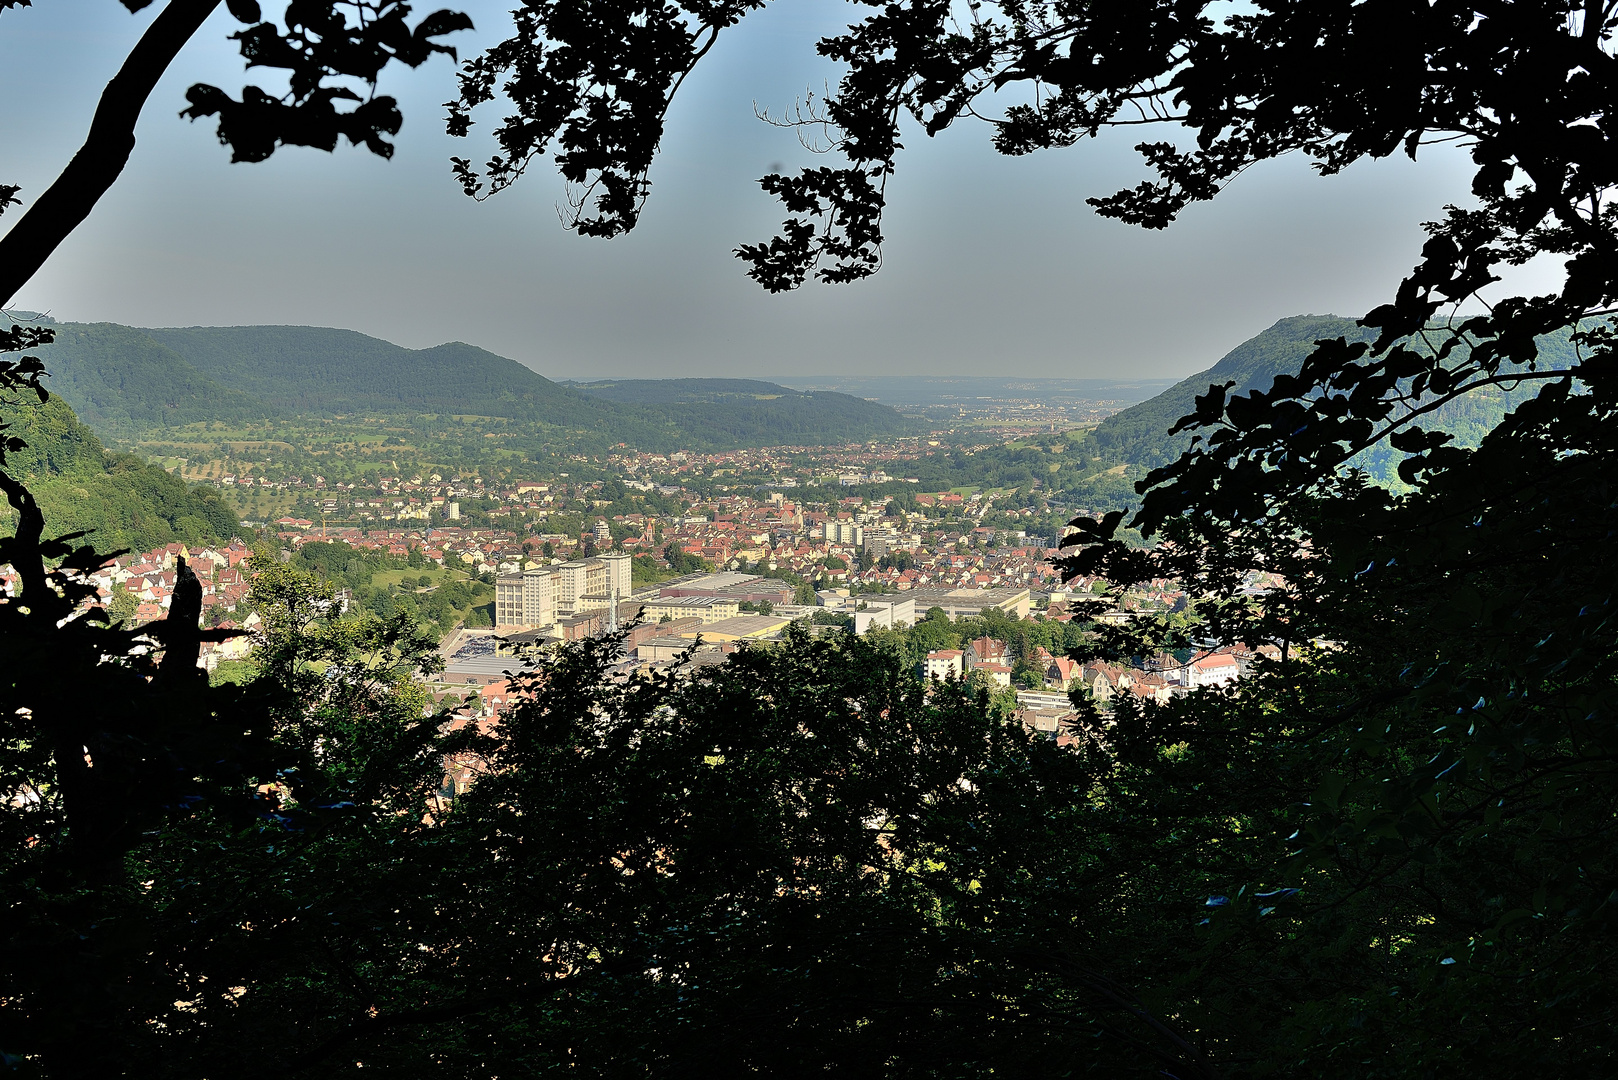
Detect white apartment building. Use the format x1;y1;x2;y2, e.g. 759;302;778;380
494;565;555;629
495;553;631;629
822;521;864;546
551;560;603;617
853;597;916;635
600;552;631;600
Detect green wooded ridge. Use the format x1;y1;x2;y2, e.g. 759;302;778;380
25;319;919;450
5;313;1574;554
0;396;238;554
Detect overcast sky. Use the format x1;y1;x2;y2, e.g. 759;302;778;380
0;2;1563;381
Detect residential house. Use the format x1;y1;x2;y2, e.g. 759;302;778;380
920;649;963;680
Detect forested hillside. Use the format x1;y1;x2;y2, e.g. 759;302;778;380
143;326;605;420
0;396;239;553
24;320;915;450
1090;314;1583;483
572;377;921;443
25;321;272;435
1091;316;1377;468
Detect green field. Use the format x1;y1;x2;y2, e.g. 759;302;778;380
370;566;477;590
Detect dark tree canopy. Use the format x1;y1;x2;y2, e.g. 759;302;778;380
441;0;1617;522
437;5;1618;1073
5;1;1618;1076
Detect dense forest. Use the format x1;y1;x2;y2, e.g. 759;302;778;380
0;395;237;553
25;319;917;451
1089;315;1585;483
22;321;273;432
571;377;922;444
6;0;1618;1071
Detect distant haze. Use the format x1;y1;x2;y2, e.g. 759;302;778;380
771;376;1179;407
0;2;1566;382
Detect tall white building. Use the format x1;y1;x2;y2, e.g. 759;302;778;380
822;521;863;546
495;565;556;628
600;552;632;600
496;553;634;629
551;561;595;617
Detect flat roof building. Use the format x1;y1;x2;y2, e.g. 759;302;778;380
495;553;631;629
854;597;915;635
903;587;1031;621
660;571;759;592
677;615;791;641
495;565;555;629
640;595;742;625
440;654;533;686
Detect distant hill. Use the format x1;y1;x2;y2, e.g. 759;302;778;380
568;378;803;404
1091;316;1377;469
1091;314;1583;478
1;395;239;554
141;326;593;419
23;320;915;450
570;378;921;444
25;321;272;433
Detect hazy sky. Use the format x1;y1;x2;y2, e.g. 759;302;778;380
0;2;1563;381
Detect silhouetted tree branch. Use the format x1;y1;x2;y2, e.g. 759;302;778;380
0;0;468;307
0;0;224;307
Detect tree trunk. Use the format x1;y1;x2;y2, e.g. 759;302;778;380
0;0;224;307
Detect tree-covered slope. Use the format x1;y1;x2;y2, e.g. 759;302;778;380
29;321;273;436
1092;315;1583;475
1;396;239;554
142;326;601;419
1091;316;1376;469
572;378;920;443
24;321;917;450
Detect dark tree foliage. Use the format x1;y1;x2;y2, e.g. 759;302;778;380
181;0;472;163
0;325;268;1073
0;318;474;1074
439;0;1618;1069
1001;5;1618;1072
386;628;1184;1075
7;0;1618;1074
444;0;764;235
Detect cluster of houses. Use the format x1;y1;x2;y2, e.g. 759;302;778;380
0;533;1277;799
0;538;264;670
266;485;1086;601
924;635;1274;695
606;439;931;488
642;492;1071;594
921;637;1280;738
51;539;260;625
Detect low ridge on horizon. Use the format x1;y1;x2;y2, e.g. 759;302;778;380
19;318;921;452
